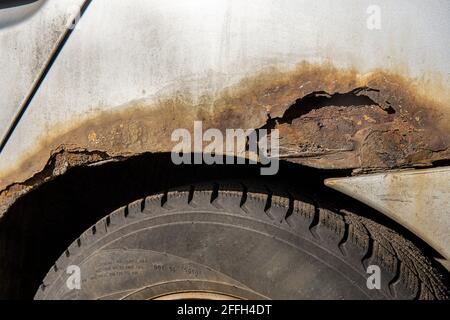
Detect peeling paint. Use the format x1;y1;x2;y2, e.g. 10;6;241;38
0;62;449;216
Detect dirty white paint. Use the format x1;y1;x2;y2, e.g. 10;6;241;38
1;0;450;178
326;167;450;261
0;0;85;142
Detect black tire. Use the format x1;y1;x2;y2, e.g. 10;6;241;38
35;181;449;300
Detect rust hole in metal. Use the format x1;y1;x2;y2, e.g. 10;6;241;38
263;86;396;130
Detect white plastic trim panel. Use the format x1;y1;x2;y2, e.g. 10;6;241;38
326;167;450;261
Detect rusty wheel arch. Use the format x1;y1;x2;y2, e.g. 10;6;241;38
2;63;449;197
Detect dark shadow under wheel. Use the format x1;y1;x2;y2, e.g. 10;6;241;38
35;181;449;300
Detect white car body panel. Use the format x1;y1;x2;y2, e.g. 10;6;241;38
0;0;86;140
0;0;449;260
1;0;450;179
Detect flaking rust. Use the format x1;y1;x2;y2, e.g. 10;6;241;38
0;62;449;215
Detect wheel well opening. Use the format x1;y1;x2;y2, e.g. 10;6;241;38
0;152;443;299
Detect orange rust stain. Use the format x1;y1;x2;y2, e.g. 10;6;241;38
0;62;449;212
